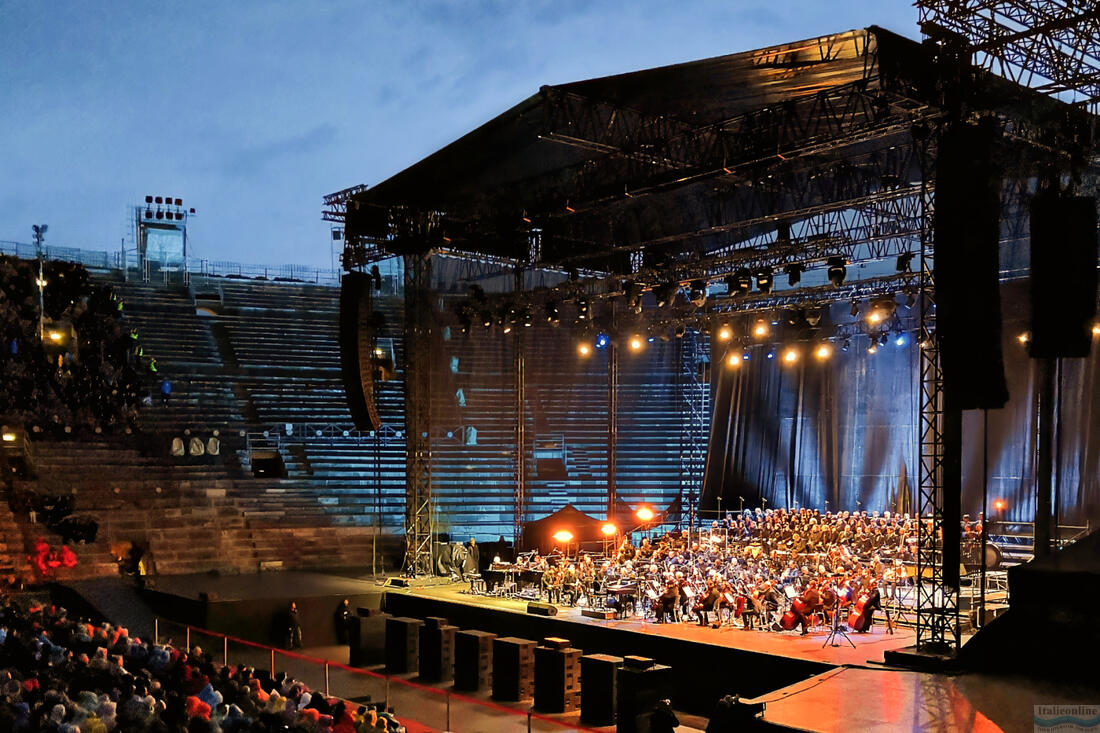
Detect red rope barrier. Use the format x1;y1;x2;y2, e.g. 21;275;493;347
162;620;605;732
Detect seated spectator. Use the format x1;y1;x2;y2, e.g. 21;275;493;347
0;601;411;732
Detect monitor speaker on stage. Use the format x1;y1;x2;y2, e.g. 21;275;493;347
340;272;382;431
527;601;558;617
934;118;1009;410
1029;189;1098;359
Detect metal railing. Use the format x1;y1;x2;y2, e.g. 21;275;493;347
152;618;600;733
0;240;342;287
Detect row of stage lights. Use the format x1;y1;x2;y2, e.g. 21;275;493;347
454;250;917;336
460;290;911;336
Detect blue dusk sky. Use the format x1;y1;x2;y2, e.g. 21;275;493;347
0;1;917;269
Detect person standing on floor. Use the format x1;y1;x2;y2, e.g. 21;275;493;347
286;601;303;650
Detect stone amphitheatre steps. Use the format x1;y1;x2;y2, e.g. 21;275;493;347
6;440;381;581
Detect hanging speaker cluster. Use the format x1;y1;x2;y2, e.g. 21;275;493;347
340;272;382;431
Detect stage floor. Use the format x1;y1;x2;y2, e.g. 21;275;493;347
397;580;915;668
750;666;1099;733
148;569;383;601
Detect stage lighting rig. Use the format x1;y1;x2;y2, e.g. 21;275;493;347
896;252;914;272
545;301;560;324
755;268;774;294
689;279;707;307
729;269;752;296
827;257;847;286
625;281;646;313
654;282;678;307
717;324;733;341
784;263;804;287
752;319;769;339
577;297;590;320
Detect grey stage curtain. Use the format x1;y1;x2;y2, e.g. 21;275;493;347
702;285;1100;527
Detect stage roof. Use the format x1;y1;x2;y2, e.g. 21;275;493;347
349;26;1090;275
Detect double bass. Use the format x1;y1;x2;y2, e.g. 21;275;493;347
848;588;881;632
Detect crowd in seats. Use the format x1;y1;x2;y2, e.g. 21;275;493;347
0;598;409;732
0;256;146;435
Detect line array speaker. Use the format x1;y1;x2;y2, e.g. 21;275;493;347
1029;188;1098;359
934;118;1009;410
340;272;381;430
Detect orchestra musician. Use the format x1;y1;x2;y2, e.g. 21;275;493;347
657;581;679;623
697;582;720;627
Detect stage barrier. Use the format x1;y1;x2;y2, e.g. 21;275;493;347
154;618;601;732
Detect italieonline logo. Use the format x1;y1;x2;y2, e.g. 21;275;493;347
1035;705;1100;732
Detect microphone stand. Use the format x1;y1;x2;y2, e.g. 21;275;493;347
822;584;855;648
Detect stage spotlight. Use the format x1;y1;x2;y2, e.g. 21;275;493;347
805;308;822;327
596;333;610;349
577;298;590;320
894;332;907;346
522;306;534;327
654;282;678;307
896;252;915;272
868;342;878;354
752;319;769;338
867;298;895;325
782;347;799;364
629;334;644;351
1017;332;1030;344
879;332;889;346
553;530;574;543
784;263;804;287
730;269;752;296
850;300;860;318
827;257;847;286
601;523;617;536
577;341;592;357
742;351;751;361
545;301;560;324
717;324;732;341
755;268;774;294
993;499;1007;512
766;349;776;360
726;351;741;368
904;290;916;309
1092;323;1100;337
502;322;513;334
481;311;493;329
626;281;645;313
814;343;832;360
635;506;655;522
841;339;850;352
689;279;707;307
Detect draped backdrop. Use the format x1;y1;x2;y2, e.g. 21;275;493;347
702;284;1100;526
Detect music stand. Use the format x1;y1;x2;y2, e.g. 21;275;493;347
821;592;855;649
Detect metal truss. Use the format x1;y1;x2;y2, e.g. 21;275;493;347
914;136;958;650
918;1;1100;110
402;252;434;576
322;184;370;223
677;331;708;510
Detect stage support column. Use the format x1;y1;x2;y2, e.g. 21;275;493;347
607;339;618;518
514;324;527;547
403;252;434;576
1034;357;1055;559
